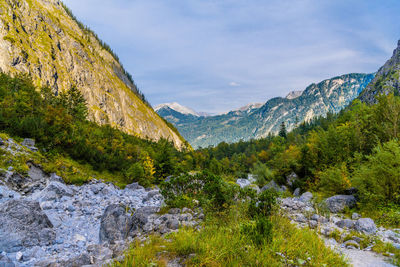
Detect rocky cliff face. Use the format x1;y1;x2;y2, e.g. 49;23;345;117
359;40;400;104
157;73;374;148
0;0;185;148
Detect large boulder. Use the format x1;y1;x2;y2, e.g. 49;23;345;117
324;195;356;213
261;180;282;192
34;181;74;201
336;219;355;229
0;199;55;252
299;192;313;202
354;218;377;234
99;204;133;244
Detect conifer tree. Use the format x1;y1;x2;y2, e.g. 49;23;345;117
278;122;287;139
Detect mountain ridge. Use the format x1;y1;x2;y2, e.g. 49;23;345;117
157;73;375;148
0;0;186;148
359;40;400;103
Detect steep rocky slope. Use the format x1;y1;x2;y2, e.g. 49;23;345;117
359;40;400;103
0;0;185;148
157;73;374;148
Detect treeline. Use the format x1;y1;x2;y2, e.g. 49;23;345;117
0;73;181;186
184;95;400;207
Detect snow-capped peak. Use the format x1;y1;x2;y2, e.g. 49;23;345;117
155;102;200;116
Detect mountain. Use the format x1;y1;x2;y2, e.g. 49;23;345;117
286;90;303;99
359;40;400;103
156;73;375;148
155;102;201;117
0;0;185;148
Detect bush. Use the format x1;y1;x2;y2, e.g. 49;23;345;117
251;161;274;186
353;140;400;205
317;163;351;195
248;189;278;218
160;171;237;210
240;216;273;246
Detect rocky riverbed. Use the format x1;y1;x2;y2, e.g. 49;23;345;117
237;176;400;267
0;138;202;267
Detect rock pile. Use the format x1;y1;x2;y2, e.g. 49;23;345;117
0;138;202;267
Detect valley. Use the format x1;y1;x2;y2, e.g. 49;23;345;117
0;1;399;267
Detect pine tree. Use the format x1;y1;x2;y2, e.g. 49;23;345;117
278;122;287;139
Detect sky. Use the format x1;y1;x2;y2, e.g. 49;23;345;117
62;0;400;114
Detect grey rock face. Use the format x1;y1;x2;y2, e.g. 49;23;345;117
293;188;301;197
236;178;251;188
352;213;361;220
0;137;4;146
21;139;38;152
299;192;313;202
125;182;144;191
35;181;74;201
324;195;356;213
99;204;133;244
0;255;15;267
0;199;55;252
336;219;355;229
354;218;377;234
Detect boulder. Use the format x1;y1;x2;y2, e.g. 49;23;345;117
0;185;21;204
21;138;38;152
87;244;113;263
0;199;55;252
0;137;4;146
352;213;361;220
0;255;15;267
125;182;144;191
293;213;307;223
324;195;356;213
261;180;282;192
236;178;251;188
286;172;298;186
37;181;74;200
299;192;313;202
336;219;355;229
354;218;377;234
21;138;35;148
293;188;301;197
99;204;133;244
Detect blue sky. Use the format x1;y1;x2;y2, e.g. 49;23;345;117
62;0;400;113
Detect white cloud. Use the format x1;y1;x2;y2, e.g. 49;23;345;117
229;82;240;87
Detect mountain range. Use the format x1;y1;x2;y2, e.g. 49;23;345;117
157;73;375;148
0;0;186;148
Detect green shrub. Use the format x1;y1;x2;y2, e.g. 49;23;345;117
353;140;400;205
251;161;274;186
248;189;278;218
240;216;273;246
160;171;237;210
317;163;351;195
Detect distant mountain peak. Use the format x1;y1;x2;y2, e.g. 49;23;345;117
155;102;200;116
286;90;303;99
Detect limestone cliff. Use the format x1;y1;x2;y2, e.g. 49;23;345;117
0;0;186;148
359;40;400;104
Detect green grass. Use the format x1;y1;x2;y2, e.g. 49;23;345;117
113;204;348;267
372;240;400;266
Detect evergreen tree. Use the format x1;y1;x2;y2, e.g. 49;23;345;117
278;122;287;139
